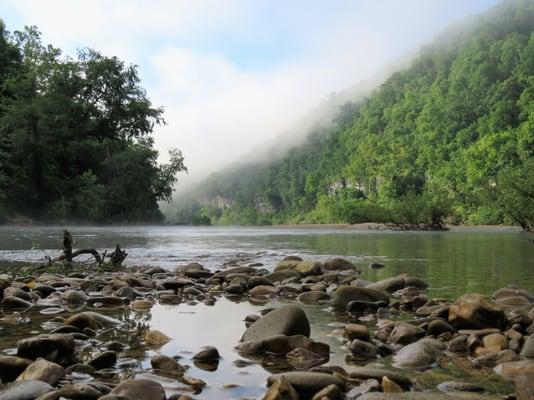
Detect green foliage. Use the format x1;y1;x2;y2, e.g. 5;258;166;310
0;24;186;223
169;0;534;230
493;159;534;231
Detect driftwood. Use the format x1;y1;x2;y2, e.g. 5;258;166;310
47;230;127;266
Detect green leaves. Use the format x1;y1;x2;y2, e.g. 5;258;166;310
0;24;186;223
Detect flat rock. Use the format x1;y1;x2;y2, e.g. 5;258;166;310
242;305;310;342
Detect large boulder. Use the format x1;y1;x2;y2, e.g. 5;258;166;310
448;294;506;330
242;305;310;342
17;334;76;366
331;286;389;310
98;379;165;400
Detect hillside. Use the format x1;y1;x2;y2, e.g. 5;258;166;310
168;0;534;231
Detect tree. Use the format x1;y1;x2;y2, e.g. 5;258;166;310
0;26;186;223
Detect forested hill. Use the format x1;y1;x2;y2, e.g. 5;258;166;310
169;0;534;231
0;25;186;224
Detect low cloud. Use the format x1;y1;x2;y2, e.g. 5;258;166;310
1;0;500;185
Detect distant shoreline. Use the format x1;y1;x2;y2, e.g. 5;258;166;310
0;222;527;233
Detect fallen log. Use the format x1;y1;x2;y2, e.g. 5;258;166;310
46;230;126;266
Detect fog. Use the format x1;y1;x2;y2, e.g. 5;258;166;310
2;0;501;192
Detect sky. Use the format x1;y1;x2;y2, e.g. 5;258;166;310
0;0;501;185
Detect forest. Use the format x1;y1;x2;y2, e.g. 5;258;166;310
169;0;534;231
0;24;186;224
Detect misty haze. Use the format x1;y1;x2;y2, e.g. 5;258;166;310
0;1;533;399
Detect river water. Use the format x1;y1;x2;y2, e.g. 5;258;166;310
0;225;532;398
0;225;532;298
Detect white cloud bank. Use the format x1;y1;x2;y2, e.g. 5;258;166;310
2;0;500;185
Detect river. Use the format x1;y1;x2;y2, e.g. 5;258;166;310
0;225;532;398
0;225;532;298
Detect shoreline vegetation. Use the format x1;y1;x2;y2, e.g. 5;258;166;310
0;221;528;233
0;254;532;399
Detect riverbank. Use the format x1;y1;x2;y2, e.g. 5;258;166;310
0;256;532;399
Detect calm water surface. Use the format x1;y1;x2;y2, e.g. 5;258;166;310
0;225;532;298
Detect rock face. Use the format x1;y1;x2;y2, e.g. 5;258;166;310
17;334;75;366
242;305;310;342
448;294;505;330
16;358;65;385
267;372;345;397
98;379;166;400
0;380;54;400
331;286;389;310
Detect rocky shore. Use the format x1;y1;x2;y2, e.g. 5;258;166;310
0;256;532;400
